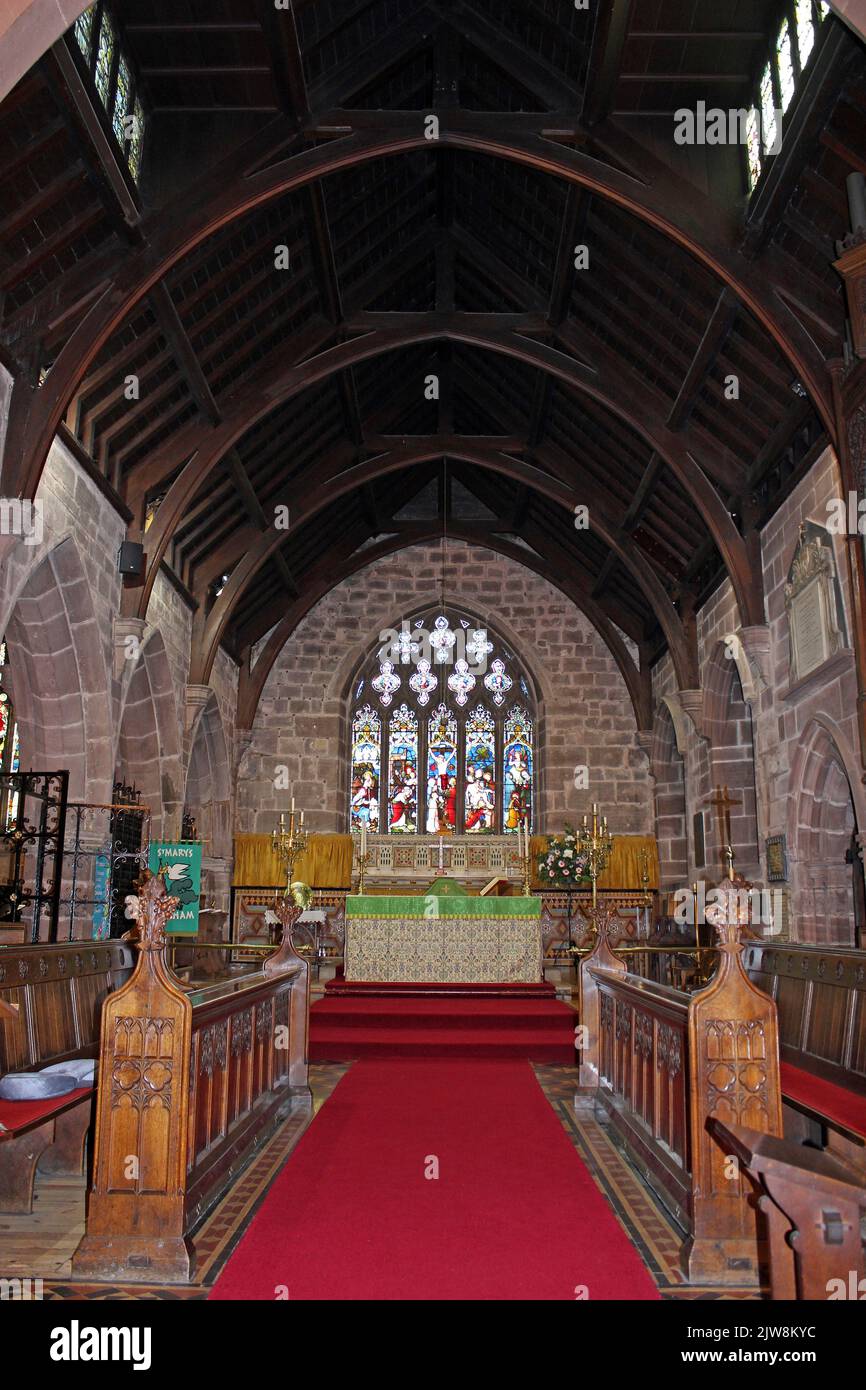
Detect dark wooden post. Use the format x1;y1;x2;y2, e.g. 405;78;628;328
72;874;193;1284
682;875;783;1285
578;902;626;1087
709;1118;866;1301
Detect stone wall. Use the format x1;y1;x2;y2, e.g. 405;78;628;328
649;446;864;944
236;541;654;836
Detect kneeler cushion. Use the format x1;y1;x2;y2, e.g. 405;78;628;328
0;1085;93;1136
781;1062;866;1140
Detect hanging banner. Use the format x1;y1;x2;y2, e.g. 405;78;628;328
91;851;111;940
147;840;202;935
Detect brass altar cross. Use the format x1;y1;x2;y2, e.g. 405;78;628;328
705;784;741;877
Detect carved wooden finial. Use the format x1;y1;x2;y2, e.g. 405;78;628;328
128;871;180;951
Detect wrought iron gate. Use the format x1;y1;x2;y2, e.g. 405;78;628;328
0;770;69;942
58;788;151;942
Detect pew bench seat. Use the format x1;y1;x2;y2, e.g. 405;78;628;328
0;939;135;1212
780;1062;866;1144
0;1085;93;1137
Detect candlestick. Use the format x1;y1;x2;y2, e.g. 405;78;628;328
577;801;613;909
272;803;308;896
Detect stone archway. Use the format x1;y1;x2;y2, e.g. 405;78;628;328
703;641;761;877
651;701;687;889
184;691;232;859
1;536;112;801
788;717;865;946
115;631;182;838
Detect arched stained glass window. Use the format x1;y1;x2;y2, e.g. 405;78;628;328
350;704;380;833
464;705;496;833
426;704;457;834
503;707;533;834
387;704;418;833
348;609;535;835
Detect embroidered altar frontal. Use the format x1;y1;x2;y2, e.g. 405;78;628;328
344;894;542;983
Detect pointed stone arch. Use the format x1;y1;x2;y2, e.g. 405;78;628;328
184;688;232;860
702;638;761;876
651;701;688;888
0;534;112;801
787;715;865;945
115;629;182;838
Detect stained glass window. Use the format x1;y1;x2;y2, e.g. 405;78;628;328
72;6;145;186
426;704;457;834
74;5;96;61
745;107;762;190
350;704;380;833
348;608;535;835
387;704;418;833
94;9;116;109
760;64;778;156
503;707;533;834
128;98;145;183
777;22;796;110
796;0;816;67
112;54;132;143
464;705;496;833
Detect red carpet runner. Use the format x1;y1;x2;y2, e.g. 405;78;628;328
309;995;576;1062
209;1059;659;1301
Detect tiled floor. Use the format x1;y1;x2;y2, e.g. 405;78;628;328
1;1058;765;1300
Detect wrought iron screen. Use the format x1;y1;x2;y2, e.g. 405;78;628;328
0;770;69;942
58;795;151;942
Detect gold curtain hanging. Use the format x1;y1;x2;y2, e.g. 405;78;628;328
233;833;354;888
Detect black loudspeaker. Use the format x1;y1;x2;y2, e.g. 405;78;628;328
117;541;144;577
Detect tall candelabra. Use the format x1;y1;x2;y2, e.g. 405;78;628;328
272;804;307;895
578;802;614;908
354;823;372;893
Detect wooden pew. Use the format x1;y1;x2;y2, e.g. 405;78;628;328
72;876;312;1284
582;891;783;1285
0;939;136;1211
743;941;866;1149
709;1118;866;1300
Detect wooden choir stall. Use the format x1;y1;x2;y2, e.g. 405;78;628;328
71;877;311;1284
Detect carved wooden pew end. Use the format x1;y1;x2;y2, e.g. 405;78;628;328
72;876;311;1285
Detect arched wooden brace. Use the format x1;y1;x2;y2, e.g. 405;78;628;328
128;327;745;648
234;524;652;734
3;115;834;507
190;439;694;690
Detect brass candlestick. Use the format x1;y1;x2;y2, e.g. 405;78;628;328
272;806;308;895
578;802;613;908
355;841;373;892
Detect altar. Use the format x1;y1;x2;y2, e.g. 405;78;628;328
345;884;542;984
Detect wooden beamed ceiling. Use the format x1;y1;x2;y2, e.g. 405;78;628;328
0;0;863;693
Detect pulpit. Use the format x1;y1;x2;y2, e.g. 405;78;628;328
344;878;541;984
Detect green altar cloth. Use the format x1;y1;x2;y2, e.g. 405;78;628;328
344;889;541;983
346;893;540;918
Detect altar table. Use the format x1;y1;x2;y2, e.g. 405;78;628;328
344;893;542;983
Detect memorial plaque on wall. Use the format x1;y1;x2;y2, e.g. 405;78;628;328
783;523;845;684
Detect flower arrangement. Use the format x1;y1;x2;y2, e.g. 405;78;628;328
537;824;590;889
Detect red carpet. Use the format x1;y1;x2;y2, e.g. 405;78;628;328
309;995;575;1062
209;1058;659;1301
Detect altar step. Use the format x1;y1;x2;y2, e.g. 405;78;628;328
309;996;576;1062
324;979;557;1000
